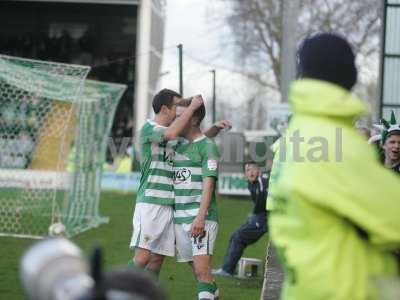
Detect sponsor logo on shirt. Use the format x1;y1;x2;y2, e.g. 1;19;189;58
207;159;217;171
174;168;192;184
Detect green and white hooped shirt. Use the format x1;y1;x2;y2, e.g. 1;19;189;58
173;135;220;224
136;120;175;206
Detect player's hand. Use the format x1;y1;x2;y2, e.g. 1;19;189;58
189;95;204;110
190;216;205;237
214;120;232;131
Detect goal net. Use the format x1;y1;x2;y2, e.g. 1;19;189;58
0;54;126;238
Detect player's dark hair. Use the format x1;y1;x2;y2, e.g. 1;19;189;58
152;89;181;114
177;97;205;126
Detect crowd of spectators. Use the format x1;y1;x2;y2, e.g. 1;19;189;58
0;94;47;169
0;30;134;169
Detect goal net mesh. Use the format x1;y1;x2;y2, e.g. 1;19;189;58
0;54;126;238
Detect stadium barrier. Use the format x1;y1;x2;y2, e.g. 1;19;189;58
218;172;250;196
100;172;140;193
0;170;251;195
0;170;139;192
0;170;71;189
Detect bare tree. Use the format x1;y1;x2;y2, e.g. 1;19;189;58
215;0;380;91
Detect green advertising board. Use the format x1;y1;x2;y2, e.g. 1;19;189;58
218;173;250;195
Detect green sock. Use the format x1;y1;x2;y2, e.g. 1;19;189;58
127;259;135;268
197;282;217;300
213;282;219;299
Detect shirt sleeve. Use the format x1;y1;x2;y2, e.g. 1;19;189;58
201;140;220;178
256;177;268;203
141;124;167;144
261;175;269;194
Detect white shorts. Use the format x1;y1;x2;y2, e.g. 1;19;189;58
130;203;175;257
175;220;218;262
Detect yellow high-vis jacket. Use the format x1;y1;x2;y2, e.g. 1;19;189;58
270;79;400;300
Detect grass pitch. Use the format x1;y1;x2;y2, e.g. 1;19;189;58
0;192;269;300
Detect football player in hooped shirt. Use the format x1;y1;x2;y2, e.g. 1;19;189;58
130;88;231;280
173;100;221;300
130;89;204;277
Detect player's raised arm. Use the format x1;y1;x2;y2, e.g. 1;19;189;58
204;120;232;138
164;95;204;140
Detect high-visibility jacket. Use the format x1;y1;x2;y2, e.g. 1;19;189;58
270;79;400;300
115;156;132;173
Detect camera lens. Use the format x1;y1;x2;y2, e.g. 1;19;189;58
20;238;93;300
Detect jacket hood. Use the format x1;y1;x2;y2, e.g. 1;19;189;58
289;79;368;122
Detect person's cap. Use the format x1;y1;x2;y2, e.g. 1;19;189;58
297;32;357;90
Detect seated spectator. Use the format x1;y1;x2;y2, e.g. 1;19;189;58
213;162;269;277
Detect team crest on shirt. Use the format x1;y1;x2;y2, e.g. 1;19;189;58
174;168;192;184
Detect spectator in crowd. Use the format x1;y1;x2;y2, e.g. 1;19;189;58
379;112;400;175
0;96;39;168
17;130;34;166
213;162;269;277
270;32;400;300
